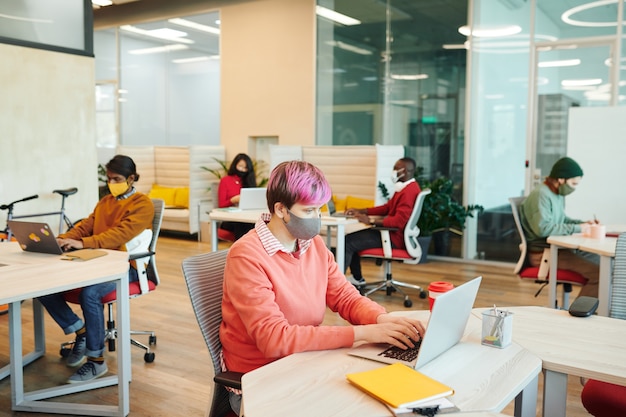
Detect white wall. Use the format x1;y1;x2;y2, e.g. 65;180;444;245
567;106;626;224
0;44;97;228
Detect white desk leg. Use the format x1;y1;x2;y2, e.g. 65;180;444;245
549;244;559;309
542;370;567;417
335;224;346;272
211;219;218;252
9;301;25;408
597;255;612;316
117;273;131;416
514;373;538;417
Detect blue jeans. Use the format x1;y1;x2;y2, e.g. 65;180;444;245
38;267;138;358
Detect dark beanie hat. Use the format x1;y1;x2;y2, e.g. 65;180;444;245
549;157;583;179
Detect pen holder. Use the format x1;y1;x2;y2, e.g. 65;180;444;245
481;310;513;349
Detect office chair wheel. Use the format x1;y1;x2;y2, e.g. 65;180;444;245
419;290;427;299
403;297;413;308
149;335;157;345
144;352;155;363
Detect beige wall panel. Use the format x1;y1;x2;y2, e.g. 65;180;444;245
220;0;315;162
0;44;97;228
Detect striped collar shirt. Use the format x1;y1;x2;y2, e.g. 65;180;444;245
255;212;312;258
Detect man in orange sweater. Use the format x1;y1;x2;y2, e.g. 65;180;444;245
344;157;421;286
38;155;154;383
220;160;425;415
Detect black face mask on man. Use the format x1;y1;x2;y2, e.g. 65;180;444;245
283;209;321;240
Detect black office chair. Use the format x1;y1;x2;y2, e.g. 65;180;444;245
358;189;431;307
182;250;242;417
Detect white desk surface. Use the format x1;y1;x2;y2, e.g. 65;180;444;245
474;306;626;417
0;242;131;416
488;306;626;385
547;225;626;316
242;311;540;417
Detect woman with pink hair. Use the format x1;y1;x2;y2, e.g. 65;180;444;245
219;160;426;415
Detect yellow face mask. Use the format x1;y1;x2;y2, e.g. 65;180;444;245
108;181;129;197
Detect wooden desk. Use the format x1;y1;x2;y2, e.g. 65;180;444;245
242;311;541;417
0;242;130;416
548;225;626;316
475;306;626;417
208;209;358;271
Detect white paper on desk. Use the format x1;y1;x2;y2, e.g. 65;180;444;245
387;397;459;416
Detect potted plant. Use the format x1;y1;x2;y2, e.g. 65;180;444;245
98;163;109;199
416;176;484;256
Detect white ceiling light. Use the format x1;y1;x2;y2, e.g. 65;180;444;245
325;40;372;55
168;18;220;35
172;56;210;64
562;0;618;27
128;44;189;55
442;43;469;50
316;5;361;26
120;25;194;44
458;25;522;37
148;28;188;39
92;0;113;6
391;74;429;80
561;78;603;87
538;59;581;68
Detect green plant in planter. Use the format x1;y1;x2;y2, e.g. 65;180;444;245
416;176;484;237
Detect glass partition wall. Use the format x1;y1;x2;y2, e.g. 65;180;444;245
316;0;471;258
94;10;221;164
318;0;626;262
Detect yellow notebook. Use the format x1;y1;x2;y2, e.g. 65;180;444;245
346;363;454;409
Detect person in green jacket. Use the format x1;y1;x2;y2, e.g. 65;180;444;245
520;157;599;298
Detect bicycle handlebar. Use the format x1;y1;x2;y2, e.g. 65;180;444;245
0;194;39;211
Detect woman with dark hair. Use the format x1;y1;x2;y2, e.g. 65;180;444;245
38;154;154;383
218;153;257;240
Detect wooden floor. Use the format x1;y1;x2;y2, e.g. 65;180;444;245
0;235;591;416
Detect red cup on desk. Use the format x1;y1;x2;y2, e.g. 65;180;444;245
428;281;454;311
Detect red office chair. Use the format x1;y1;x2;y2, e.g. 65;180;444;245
509;197;587;309
358;189;431;308
62;198;164;363
217;227;235;243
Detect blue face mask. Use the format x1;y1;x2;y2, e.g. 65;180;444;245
283;209;321;240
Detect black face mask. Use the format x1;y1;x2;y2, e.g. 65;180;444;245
235;170;248;178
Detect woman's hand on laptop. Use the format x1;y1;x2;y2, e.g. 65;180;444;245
57;238;84;252
353;315;425;349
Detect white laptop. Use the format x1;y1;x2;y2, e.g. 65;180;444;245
238;187;267;210
349;276;482;369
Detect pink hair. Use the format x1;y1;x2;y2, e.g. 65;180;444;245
266;161;331;213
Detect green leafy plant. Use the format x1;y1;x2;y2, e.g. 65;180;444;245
417;176;484;237
98;164;107;184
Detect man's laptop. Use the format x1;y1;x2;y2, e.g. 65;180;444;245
8;220;65;255
238;187;267;210
326;198;353;218
348;276;482;369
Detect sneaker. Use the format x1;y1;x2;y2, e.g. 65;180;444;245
66;334;87;367
346;275;366;286
68;361;108;383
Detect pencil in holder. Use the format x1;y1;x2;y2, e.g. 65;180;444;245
481;309;513;348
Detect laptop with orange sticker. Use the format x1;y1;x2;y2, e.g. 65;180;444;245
7;220;65;255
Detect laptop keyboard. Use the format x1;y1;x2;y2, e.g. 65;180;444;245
378;338;422;362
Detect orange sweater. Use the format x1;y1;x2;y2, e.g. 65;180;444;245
60;192;154;250
220;231;386;374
